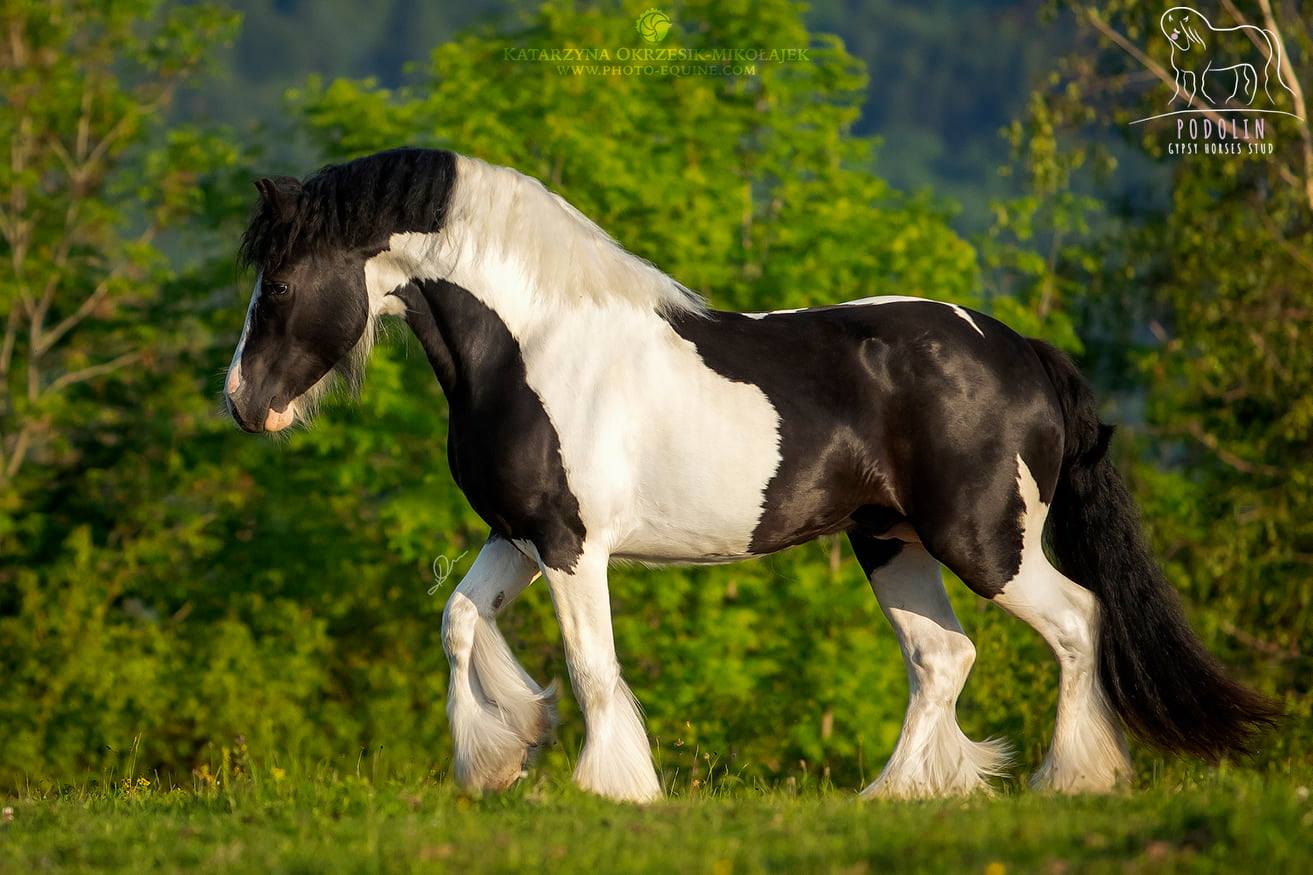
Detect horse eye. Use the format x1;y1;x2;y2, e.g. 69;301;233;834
265;280;290;297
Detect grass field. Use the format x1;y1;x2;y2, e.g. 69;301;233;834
2;760;1312;873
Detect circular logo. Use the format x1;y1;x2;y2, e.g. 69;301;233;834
636;8;672;44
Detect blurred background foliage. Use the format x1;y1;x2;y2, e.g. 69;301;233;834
0;0;1309;790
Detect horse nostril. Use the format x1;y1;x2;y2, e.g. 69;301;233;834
227;395;263;433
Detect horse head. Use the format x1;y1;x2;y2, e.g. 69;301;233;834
1161;6;1209;53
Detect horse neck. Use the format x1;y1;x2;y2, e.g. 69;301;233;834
420;154;702;334
387;235;662;404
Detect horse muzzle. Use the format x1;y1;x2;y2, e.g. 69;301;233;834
226;369;297;433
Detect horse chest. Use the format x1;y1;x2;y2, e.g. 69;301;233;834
444;401;588;570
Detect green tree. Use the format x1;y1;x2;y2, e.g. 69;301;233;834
1006;0;1312;745
0;0;250;782
0;0;239;498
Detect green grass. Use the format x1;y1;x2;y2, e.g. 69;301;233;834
2;761;1311;873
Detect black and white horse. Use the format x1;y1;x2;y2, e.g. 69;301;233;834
226;148;1276;801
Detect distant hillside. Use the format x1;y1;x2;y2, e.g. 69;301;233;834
178;0;1063;229
810;0;1068;225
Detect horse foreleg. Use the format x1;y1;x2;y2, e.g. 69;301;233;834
544;547;661;802
443;535;557;792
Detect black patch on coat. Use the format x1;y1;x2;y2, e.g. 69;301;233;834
395;279;586;573
665;302;1065;597
847;534;905;578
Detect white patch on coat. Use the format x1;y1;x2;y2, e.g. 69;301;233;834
741;307;805;319
521;303;781;562
364;250;413;315
373;158;784;564
225;275;260;397
745;296;985;336
993;455;1131;792
844;295;985;336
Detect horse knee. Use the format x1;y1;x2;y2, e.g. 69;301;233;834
948;632;977;675
442;592;479;658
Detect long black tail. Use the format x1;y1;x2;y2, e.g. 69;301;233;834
1028;339;1280;760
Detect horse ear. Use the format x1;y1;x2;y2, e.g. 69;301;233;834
254;176;302;221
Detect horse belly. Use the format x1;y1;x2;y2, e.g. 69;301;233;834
609;363;784;562
612;398;783;561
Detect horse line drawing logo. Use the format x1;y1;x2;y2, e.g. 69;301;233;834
1134;5;1304;155
1158;5;1296;109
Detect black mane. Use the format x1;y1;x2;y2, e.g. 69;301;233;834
239;148;458;270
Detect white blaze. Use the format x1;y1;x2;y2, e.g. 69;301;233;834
226;275;261;398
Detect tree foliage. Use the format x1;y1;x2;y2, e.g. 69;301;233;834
0;0;1305;791
0;0;239;491
1006;0;1312;721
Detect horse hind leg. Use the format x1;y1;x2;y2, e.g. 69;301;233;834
1243;64;1259;105
850;535;1011;798
923;455;1131;793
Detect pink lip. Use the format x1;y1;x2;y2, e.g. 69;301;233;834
264;404;296;432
